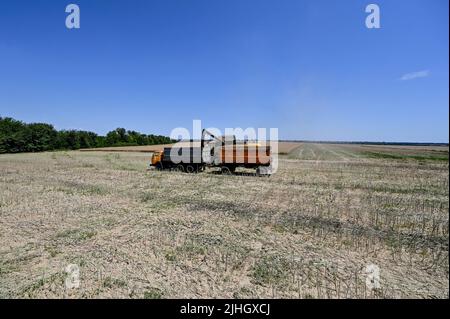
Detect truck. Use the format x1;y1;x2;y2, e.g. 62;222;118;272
150;129;273;175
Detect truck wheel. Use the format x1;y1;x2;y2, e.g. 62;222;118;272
155;162;164;171
186;165;196;173
176;164;185;172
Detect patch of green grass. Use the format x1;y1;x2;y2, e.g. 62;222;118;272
68;256;87;267
361;151;404;160
148;200;180;211
103;277;127;288
177;242;206;257
56;228;97;243
251;255;292;287
20;272;65;297
141;192;154;202
44;245;60;258
362;151;448;162
164;250;177;262
57;180;108;196
408;154;448;161
83;185;107;195
272;224;288;233
143;287;163;299
56;229;78;238
187;233;223;247
22;277;46;294
0;261;19;276
100;217;117;227
0;252;39;277
78;230;97;240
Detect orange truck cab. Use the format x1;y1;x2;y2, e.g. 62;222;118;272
150;151;163;166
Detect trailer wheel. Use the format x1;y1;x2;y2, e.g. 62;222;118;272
256;166;271;177
221;166;232;175
176;164;185;172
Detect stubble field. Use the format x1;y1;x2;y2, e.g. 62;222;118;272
0;143;448;298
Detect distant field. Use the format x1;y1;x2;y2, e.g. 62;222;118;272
285;143;449;161
80;142;448;158
0;144;448;298
80;141;304;154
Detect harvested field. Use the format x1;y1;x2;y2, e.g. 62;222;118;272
0;144;448;299
275;142;304;154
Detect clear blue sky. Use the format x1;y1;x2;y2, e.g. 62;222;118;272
0;0;448;142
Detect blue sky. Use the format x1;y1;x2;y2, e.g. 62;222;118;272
0;0;448;142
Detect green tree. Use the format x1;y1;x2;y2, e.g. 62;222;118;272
1;116;175;153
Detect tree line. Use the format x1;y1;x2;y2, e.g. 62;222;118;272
0;116;175;154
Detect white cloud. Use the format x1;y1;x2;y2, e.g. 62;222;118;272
400;70;430;81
